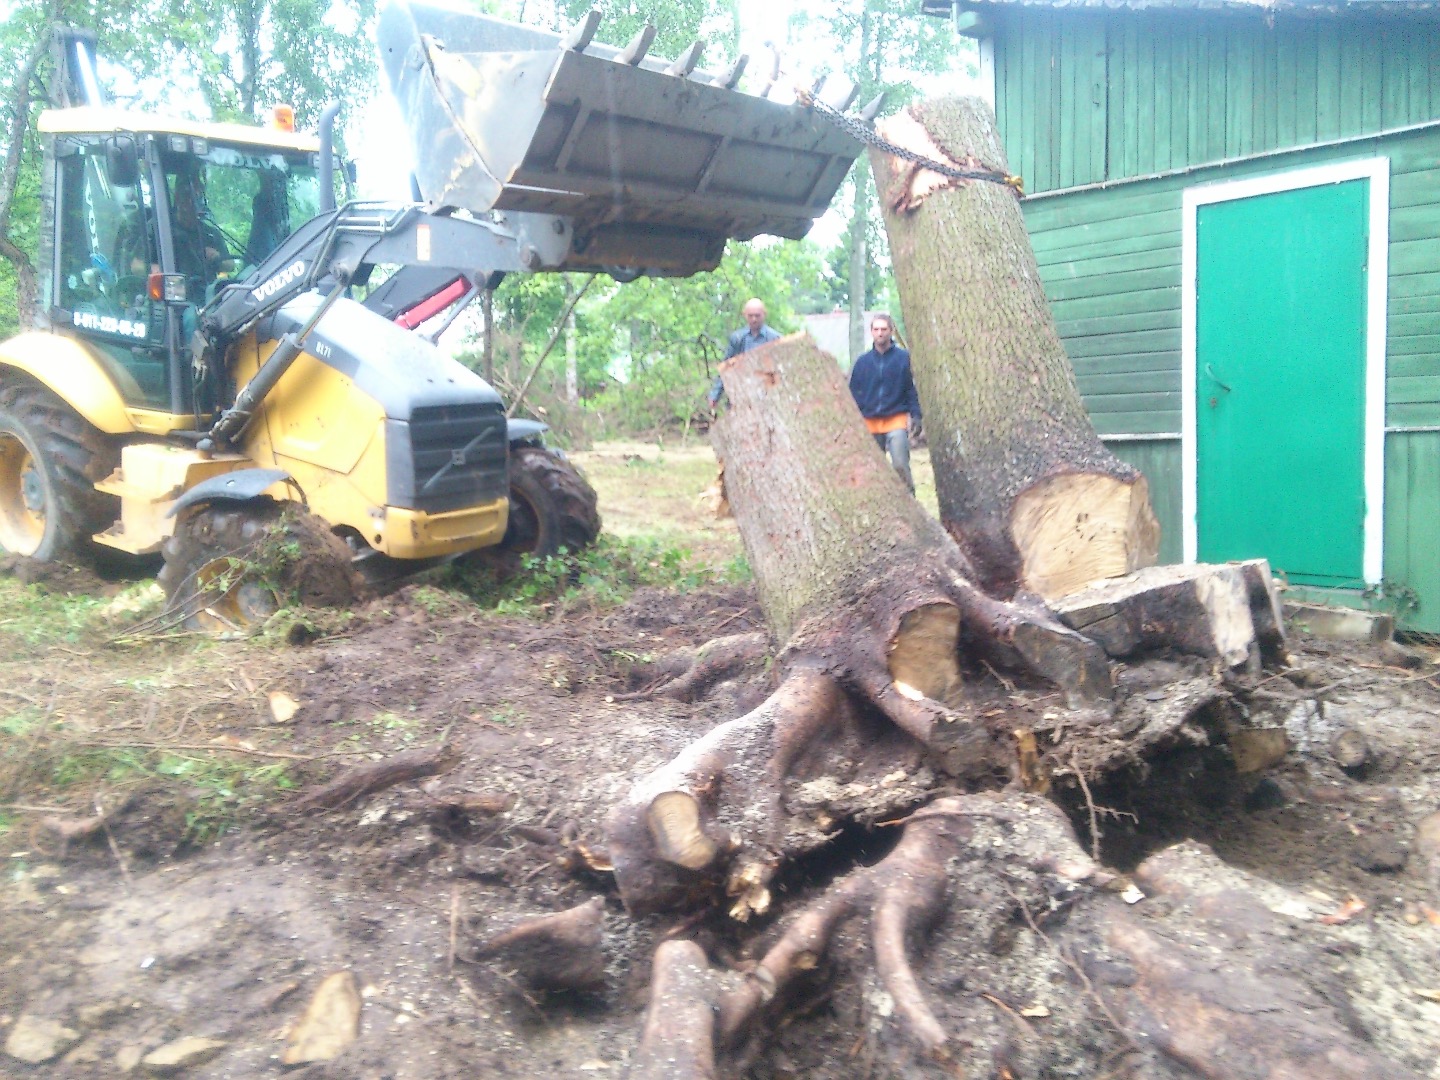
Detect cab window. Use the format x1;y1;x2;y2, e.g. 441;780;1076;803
55;143;169;410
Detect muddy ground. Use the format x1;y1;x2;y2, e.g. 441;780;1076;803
2;550;1440;1076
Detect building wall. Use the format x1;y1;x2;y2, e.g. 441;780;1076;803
992;9;1440;195
1019;123;1440;628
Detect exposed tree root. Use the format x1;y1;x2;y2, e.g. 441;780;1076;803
614;631;771;702
290;744;460;812
471;896;606;993
630;793;1432;1079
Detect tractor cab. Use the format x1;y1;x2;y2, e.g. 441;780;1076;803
41;108;326;421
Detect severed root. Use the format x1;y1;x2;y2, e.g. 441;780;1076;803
634;941;720;1080
291;744;460;812
472;897;606;993
616;631;770;703
648;791;722;871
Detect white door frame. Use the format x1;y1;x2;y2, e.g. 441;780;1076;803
1180;157;1390;585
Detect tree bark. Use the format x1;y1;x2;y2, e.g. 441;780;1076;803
870;97;1160;601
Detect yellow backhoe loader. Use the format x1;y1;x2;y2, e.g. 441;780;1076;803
0;3;865;629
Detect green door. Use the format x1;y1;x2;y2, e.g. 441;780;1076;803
1195;179;1369;587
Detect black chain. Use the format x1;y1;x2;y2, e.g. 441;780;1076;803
798;91;1025;197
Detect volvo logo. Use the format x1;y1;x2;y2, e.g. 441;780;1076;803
252;260;306;303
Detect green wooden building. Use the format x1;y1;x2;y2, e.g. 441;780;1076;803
923;0;1440;630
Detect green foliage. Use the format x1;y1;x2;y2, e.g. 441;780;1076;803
473;238;833;442
446;534;731;614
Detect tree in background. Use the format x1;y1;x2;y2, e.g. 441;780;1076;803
0;0;376;337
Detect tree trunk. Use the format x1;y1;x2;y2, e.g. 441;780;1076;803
606;334;1110;916
870;97;1160;600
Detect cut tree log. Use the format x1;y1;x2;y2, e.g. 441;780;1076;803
870;97;1160;601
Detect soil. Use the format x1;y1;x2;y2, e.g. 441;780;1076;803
2;562;1440;1078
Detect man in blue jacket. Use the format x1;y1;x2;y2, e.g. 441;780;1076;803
708;298;782;414
849;313;921;493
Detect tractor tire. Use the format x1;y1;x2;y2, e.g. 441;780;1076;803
500;445;602;559
0;381;119;561
158;501;362;632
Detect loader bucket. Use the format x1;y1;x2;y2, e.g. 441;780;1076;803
376;0;862;275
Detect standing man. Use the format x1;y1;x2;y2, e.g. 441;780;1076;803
708;297;782;413
850;313;921;493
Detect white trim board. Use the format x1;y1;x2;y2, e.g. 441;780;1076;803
1180;157;1390;585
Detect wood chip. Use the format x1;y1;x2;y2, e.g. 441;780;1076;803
268;691;301;723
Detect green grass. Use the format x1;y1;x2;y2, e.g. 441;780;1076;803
446;533;737;616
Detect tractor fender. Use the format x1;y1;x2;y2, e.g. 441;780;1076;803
0;332;136;434
506;418;548;446
166;468;295;519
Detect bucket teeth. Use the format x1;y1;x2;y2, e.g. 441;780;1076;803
618;24;656;65
561;9;600;53
720;53;747;89
861;92;887;122
665;40;705;78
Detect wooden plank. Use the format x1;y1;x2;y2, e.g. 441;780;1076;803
1389;239;1440;278
1380;24;1410;130
1315;22;1342;141
1058;21;1076;190
1083;390;1180;414
1042;266;1182;303
1035;228;1178;269
1070;351;1181;377
1027;190;1181;232
1392;168;1440;210
1387;373;1440;403
1257;21;1278;152
1357;25;1384;135
1407;23;1432;123
1276;23;1298;148
1389;205;1440;245
1040;247;1177;284
1387;336;1440;360
1390;270;1440;300
1226;21;1253;159
1390;312;1440;341
1092;17;1109;182
1059;308;1182;339
1296;20;1321;144
1385;353;1440;379
1382;432;1440;633
1163;21;1185;173
1136;16;1157;175
1154;22;1174;171
1076;371;1179;397
1389;293;1440;319
1068;332;1182;361
1089;410;1183;436
1206;19;1227;163
1386;402;1440;427
1037;11;1056;194
1115;20;1136;180
1046;287;1179;323
1388;138;1440;178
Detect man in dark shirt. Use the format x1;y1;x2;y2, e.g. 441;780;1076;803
849;312;921;493
707;297;782;414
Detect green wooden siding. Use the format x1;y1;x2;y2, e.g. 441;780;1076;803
1105;439;1183;565
994;10;1440;196
1025;124;1440;434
